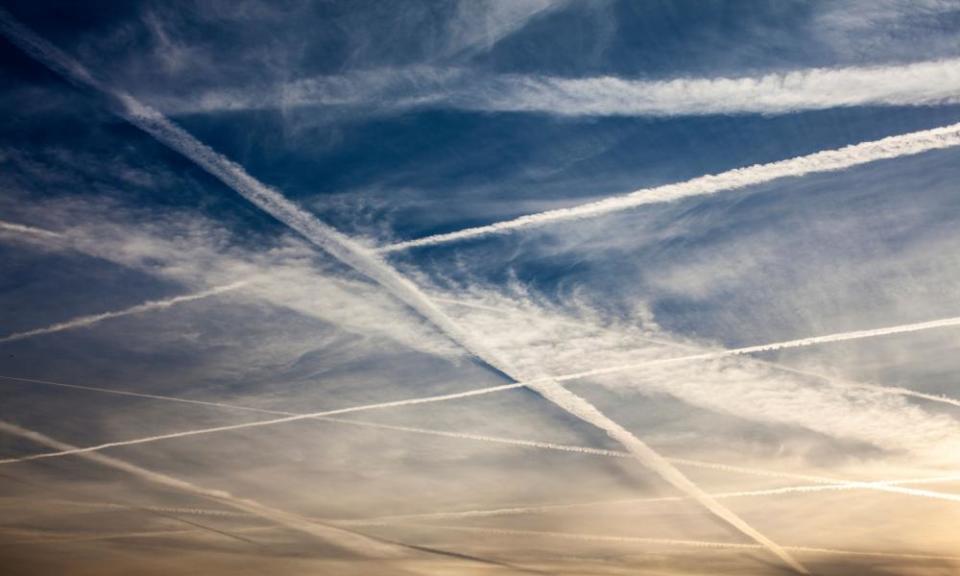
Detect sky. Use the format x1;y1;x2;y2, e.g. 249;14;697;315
1;1;959;575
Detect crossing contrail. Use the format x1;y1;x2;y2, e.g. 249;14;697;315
0;382;527;466
0;282;249;344
6;373;959;509
0;421;549;573
0;11;807;572
437;297;960;409
378;122;960;253
0;420;418;559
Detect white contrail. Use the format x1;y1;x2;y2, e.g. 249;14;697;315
379;122;960;252
0;282;249;344
0;220;61;238
0;12;807;572
166;59;960;117
0;383;526;466
467;59;960;117
550;315;960;384
0;420;416;558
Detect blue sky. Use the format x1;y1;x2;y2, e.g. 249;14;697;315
1;1;960;575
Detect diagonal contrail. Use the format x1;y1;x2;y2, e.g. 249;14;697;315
0;282;249;344
0;12;807;571
0;420;416;559
378;123;960;253
0;421;549;573
0;220;62;238
0;382;527;467
548;315;960;385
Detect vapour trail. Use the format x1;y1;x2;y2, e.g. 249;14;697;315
385;524;960;562
168;59;960;117
341;470;960;526
0;11;807;572
6;373;959;506
0;282;249;344
13;521;956;565
0;420;419;559
0;498;247;518
549;315;960;384
466;59;960;117
0;220;61;238
0;383;526;466
379;123;960;252
437;298;960;409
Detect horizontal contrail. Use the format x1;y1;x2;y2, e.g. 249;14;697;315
379;122;960;252
0;12;804;571
164;59;960;117
0;282;249;344
466;59;960;117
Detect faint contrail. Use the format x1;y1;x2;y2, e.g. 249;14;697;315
387;524;960;562
0;420;416;558
0;282;249;344
0;11;807;572
379;123;960;252
342;471;960;526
